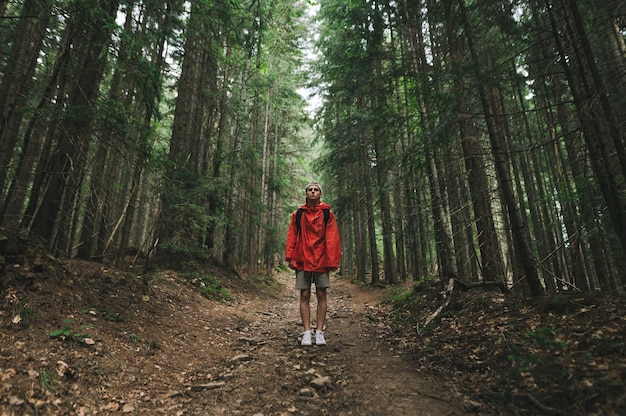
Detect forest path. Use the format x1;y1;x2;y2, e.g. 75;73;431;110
196;273;464;415
0;263;465;416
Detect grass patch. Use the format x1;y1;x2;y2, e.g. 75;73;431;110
39;370;54;392
383;284;423;324
198;274;234;302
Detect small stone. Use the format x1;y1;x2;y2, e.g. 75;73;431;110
310;376;331;390
157;390;181;399
464;400;482;412
229;354;251;363
239;337;261;345
190;382;226;391
9;396;24;405
102;402;120;411
299;387;315;397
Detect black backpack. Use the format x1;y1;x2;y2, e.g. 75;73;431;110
295;207;330;234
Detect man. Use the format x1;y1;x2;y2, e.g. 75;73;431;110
285;182;341;346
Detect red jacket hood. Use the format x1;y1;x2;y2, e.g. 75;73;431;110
299;202;331;211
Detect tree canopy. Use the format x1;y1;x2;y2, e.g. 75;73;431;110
1;0;625;295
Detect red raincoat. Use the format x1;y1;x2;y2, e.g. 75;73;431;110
285;202;341;272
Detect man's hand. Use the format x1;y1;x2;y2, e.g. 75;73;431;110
286;259;296;270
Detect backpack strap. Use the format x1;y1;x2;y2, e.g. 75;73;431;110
295;208;303;233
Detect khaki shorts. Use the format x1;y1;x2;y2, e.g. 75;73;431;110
295;271;330;290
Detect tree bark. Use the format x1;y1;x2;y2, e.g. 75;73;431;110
30;0;119;255
459;0;543;296
0;0;51;198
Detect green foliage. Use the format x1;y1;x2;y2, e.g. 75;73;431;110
159;169;231;260
385;286;413;307
39;370;54;392
592;334;620;355
48;319;94;343
527;326;568;351
129;333;143;344
18;305;35;325
249;273;280;291
505;326;568;374
383;285;421;323
364;312;377;323
197;274;234;302
48;319;74;338
160;200;212;258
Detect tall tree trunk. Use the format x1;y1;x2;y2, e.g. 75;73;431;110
392;178;407;280
459;116;505;284
30;0;119;254
78;3;137;259
20;17;77;232
446;141;473;281
0;37;64;229
205;41;233;256
160;0;220;256
361;134;380;285
246;91;260;276
0;0;51;199
114;1;171;268
459;0;543;296
355;202;368;283
427;146;458;281
447;2;505;287
548;0;626;261
371;122;397;283
339;210;354;276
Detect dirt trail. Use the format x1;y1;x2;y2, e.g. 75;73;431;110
196;273;464;415
4;238;626;415
1;264;465;416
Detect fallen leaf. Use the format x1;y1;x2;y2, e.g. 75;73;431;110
9;396;24;405
101;402;119;411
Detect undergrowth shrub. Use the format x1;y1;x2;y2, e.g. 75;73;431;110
198;273;233;302
48;319;95;343
505;326;568;374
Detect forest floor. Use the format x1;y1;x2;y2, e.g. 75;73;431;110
1;230;625;415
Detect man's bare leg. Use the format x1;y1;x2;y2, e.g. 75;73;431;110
300;289;311;331
316;287;327;332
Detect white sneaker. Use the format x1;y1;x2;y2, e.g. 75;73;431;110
301;331;312;346
315;330;326;346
